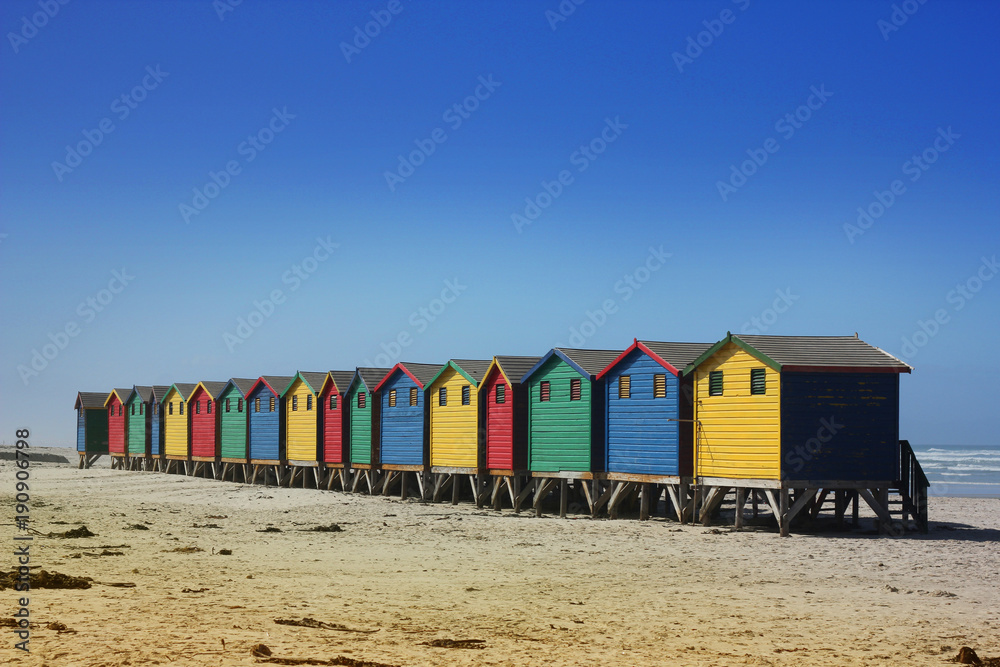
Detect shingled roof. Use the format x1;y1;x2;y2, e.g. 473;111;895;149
223;378;258;397
128;386;154;404
325;370;357;395
429;359;494;387
596;340;714;379
374;362;443;392
195;381;230;399
352;367;392;393
75;392;108;409
684;334;912;374
287;371;329;396
522;348;622;382
492;356;542;386
162;383;198;402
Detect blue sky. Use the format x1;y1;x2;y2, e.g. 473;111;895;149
1;0;997;446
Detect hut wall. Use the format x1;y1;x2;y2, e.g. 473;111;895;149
248;385;282;461
428;366;478;468
527;357;594;473
780;372;899;481
189;388;218;458
605;348;682;476
108;397;126;455
321;385;344;464
379;372;425;467
348;383;373;465
163;392;189;458
694;342;781;479
285;378;319;463
126;396;148;456
150;402;163;456
219;386;248;459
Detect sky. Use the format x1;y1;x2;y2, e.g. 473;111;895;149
1;0;997;447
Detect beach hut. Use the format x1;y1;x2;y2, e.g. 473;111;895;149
478;356;541;510
344;367;390;493
521;348;621;517
188;381;228;478
217;378;256;482
282;371;329;487
318;370;357;490
246;375;293;485
683;333;923;535
160;383;197;474
595;340;711;521
124;386;160;471
372;362;442;499
426;359;492;503
105;388;132;469
148;385;171;467
74;392;109;468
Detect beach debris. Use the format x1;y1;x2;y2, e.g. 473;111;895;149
128;524;149;530
0;618;28;628
249;642;400;667
0;569;92;590
251;644;272;657
50;526;96;539
955;646;981;664
420;638;486;649
307;524;343;533
206;515;228;519
46;621;76;633
182;587;210;593
274;618;379;633
218;549;233;555
163;546;204;553
193;523;223;529
99;581;136;588
257;527;282;533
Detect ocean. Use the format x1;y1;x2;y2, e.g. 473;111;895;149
912;444;1000;498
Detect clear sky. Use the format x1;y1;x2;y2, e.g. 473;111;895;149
1;0;997;447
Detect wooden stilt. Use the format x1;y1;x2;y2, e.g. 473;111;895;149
559;479;569;518
734;487;746;529
779;488;790;537
639;483;650;521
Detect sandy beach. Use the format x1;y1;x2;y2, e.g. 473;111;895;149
2;451;998;666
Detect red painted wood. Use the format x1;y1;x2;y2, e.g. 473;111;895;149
189;386;217;458
483;367;514;470
108;395;126;454
320;385;343;464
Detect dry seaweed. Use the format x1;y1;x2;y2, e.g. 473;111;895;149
274;618;378;633
50;526;95;539
420;638;486;649
250;644;400;667
0;569;92;589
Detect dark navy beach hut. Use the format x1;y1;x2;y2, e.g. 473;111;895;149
148;385;171;464
372;362;441;498
75;391;109;468
595;340;711;520
246;375;293;484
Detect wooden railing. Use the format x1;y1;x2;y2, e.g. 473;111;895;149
897;439;929;533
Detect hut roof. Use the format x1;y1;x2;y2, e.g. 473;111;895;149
322;371;357;396
127;385;154;404
283;371;328;396
222;378;258;398
522;348;622;383
104;388;133;407
351;367;392;393
428;359;493;388
161;383;198;402
374;362;443;392
193;381;229;399
597;340;713;378
246;376;294;398
493;356;543;387
683;333;913;375
150;385;172;402
75;392;108;409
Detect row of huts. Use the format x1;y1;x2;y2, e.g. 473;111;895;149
75;334;929;534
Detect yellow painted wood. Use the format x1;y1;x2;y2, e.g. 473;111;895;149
428;366;478;468
285;377;319;463
694;342;781;479
163;387;189;458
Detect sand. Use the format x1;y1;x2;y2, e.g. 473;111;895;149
2;451;998;666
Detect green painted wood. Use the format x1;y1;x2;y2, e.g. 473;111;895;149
349;383;372;465
85;410;109;454
219;384;248;460
126;395;147;455
527;357;592;472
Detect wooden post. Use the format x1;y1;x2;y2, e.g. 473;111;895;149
779;488;790;537
639;483;650;521
559;479;568;518
734;487;745;529
400;472;409;501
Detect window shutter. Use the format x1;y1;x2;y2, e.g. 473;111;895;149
439;387;447;407
653;374;666;398
570;378;581;401
292;396;298;411
119;405;123;416
618;375;631;399
238;398;243;413
709;371;723;396
389;389;396;407
359;392;367;409
495;384;506;404
410;388;418;406
330;395;337;410
169;402;173;416
180;401;184;415
255;398;260;413
226;398;231;412
540;381;550;402
140;403;144;415
750;368;766;395
306;395;313;411
462;385;470;405
207;401;212;414
269;396;275;412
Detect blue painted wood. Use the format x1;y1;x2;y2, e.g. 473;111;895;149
780;372;899;481
604;348;681;476
379;370;425;466
248;384;283;461
77;408;85;452
151;405;163;456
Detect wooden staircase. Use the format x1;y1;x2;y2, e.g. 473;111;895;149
893;439;929;533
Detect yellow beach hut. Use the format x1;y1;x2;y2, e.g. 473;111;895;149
160;383;196;474
282;371;328;487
